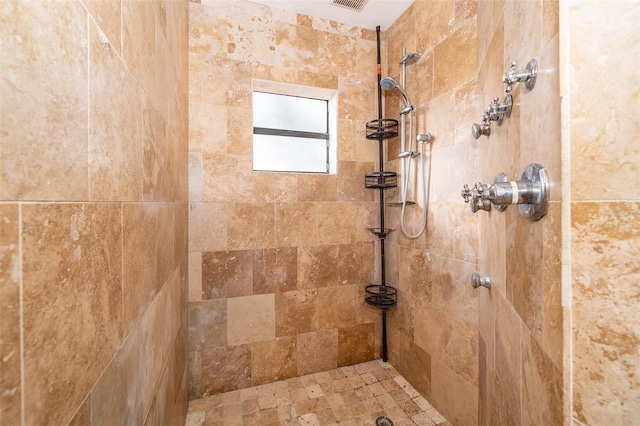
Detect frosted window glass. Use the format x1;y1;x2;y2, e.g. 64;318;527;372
253;135;327;173
253;92;327;133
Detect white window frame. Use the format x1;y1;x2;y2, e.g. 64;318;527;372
252;79;338;174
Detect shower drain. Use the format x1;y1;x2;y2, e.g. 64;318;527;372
375;416;394;426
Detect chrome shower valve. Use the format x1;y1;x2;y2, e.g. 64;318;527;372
461;182;491;213
470;95;512;139
503;59;538;93
487;95;512;126
460;163;550;221
471;113;491;139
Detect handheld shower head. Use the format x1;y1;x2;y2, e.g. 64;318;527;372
380;76;397;91
380;76;412;108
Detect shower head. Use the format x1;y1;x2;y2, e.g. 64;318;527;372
380;76;398;91
380;76;412;108
399;52;420;65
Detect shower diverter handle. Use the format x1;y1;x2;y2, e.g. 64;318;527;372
461;180;539;207
460;163;549;221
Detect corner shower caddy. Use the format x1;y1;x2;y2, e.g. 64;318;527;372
363;26;398;362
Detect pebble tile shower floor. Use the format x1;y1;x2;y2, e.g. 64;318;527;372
185;360;450;425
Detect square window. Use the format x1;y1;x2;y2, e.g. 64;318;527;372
251;84;337;174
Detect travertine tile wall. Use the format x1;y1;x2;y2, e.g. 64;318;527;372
475;1;564;425
188;0;382;399
0;1;189;425
382;2;481;425
565;1;640;424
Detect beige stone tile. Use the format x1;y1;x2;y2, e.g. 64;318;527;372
226;106;253;156
388;288;414;341
83;0;121;54
430;358;477;426
252;247;298;294
297;245;338;289
201;56;252;108
493;292;522;423
252;63;299;85
339;78;376;124
504;0;542;65
315;202;357;245
275;202;318;247
274;23;319;70
201;344;252;396
189;202;227;252
433;18;477;97
428;255;479;326
141;277;177;417
424;90;456;150
122;0;156;97
521;327;563;425
251;336;297;386
21;203;123;425
227;294;275;345
506;203;544;338
188;103;227;155
414;199;456;257
540;202;563;371
189;299;227;352
298;174;339;203
188;2;227;56
317;32;356;79
338;161;376;203
89;20;143;201
541;0;559;49
253;172;300;204
414;0;456;53
189;152;203;202
122;203;158;332
317;285;359;331
387;327;431;401
452;201;478;264
398;246;431;301
453;79;479;147
201;250;252;299
518;39;561;202
91;324;144;425
337;243;374;285
68;396;91;426
227;202;275;250
176;199;188;261
572;201;640;424
431;140;477;205
0;1;89;201
414;301;478;386
455;0;477;27
275;289;319;337
156;203;176;287
569;2;640;201
142;100;168;202
297;329;338;375
477;203;506;297
0;204;20;424
337;119;357;162
337;324;375;367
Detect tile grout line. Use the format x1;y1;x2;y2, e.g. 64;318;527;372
18;203;25;426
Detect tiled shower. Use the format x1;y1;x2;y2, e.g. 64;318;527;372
1;1;638;425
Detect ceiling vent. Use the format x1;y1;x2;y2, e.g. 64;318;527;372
330;0;369;12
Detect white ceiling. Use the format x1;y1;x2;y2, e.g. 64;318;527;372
246;0;414;31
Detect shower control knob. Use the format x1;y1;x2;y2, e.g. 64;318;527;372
471;121;490;139
461;183;491;212
471;272;491;289
460;164;549;220
503;59;538;93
